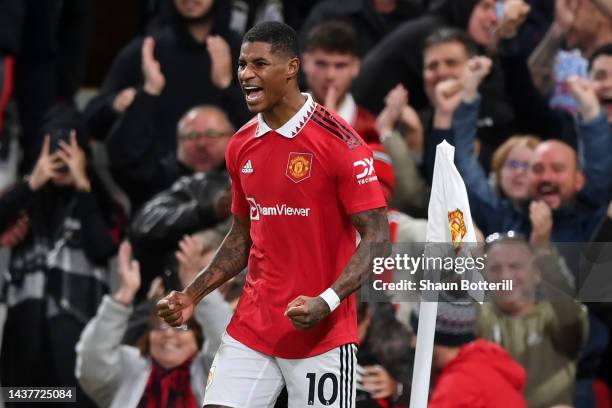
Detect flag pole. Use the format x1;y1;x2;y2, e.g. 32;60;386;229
409;295;438;408
409;140;480;407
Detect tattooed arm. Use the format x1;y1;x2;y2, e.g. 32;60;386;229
285;208;391;330
591;0;612;19
527;22;565;94
157;214;251;326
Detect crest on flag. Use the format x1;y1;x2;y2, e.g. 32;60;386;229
286;152;313;183
448;209;467;250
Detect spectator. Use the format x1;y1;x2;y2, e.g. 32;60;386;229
589;43;612;123
353;0;506;113
76;241;232;408
375;84;428;215
84;0;249;155
130;171;230;298
477;233;588;408
0;105;120;408
410;296;528;408
228;0;320;37
440;56;540;221
420;27;522;178
369;142;427;243
529;0;612;94
5;0;94;171
354;0;535;170
107;104;233;212
299;0;423;58
302;21;380;143
432;59;611;407
498;4;612;148
429;55;612;238
356;300;413;407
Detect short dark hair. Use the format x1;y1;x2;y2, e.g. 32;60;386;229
243;21;299;58
305;21;359;56
423;27;478;58
589;43;612;70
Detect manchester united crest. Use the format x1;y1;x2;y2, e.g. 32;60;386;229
286;152;313;183
448;209;467;249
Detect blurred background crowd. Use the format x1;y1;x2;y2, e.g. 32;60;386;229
0;0;611;406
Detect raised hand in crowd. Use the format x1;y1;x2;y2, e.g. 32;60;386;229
114;241;142;306
362;364;400;400
206;35;233;89
0;213;29;247
142;37;165;96
400;101;425;154
495;0;531;40
567;75;602;121
56;131;91;192
28;135;64;191
555;0;579;33
529;200;553;245
112;87;137;113
376;84;408;136
176;234;208;289
433;79;464;129
376;84;424;153
463;56;493;103
147;277;166;301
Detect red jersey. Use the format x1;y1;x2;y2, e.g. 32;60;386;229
225;93;386;358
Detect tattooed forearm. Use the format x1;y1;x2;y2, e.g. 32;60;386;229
331;208;391;300
184;215;251;304
528;23;565;94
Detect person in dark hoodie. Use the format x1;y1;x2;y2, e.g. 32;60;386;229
411;295;528;408
353;0;497;113
0;104;122;408
84;0;251;157
353;0;530;172
299;0;423;58
107;103;234;213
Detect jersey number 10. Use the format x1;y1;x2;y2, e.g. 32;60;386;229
306;372;338;405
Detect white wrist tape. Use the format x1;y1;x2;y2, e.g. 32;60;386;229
319;288;341;312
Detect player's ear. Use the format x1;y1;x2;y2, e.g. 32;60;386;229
287;57;300;80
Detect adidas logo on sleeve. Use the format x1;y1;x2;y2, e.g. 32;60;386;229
242;160;254;174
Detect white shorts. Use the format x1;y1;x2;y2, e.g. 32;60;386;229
204;332;356;408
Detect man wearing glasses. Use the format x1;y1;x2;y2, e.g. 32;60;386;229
107;104;235;212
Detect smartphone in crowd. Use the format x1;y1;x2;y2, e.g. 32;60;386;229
49;128;72;172
550;50;589;114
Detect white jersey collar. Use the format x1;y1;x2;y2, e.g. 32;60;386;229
255;93;316;138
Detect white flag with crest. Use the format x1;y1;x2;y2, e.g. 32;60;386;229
410;140;484;408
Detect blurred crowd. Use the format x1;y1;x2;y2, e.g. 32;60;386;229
0;0;611;407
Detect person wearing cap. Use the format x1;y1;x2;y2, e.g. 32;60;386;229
410;294;528;407
476;234;589;408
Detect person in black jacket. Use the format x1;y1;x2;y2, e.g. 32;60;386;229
130;171;231;298
299;0;423;58
352;0;488;114
354;0;527;174
84;0;250;155
107;103;234;213
0;105;121;408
